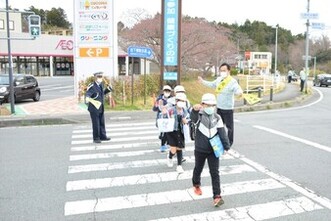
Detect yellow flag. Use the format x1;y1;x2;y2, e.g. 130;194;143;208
86;97;102;109
242;94;261;105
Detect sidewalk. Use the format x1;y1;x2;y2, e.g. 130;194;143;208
0;81;316;127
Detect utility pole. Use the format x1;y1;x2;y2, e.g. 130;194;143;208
5;0;15;114
304;0;310;93
274;24;278;75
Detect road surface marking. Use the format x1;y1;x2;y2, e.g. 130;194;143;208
149;196;322;221
254;125;331;153
64;178;285;216
66;164;256;191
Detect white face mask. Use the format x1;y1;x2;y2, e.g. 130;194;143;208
96;78;103;84
164;92;170;98
204;106;215;115
220;71;228;78
177;101;186;108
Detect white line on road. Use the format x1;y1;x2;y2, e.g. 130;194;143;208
149;196;322;221
72;125;157;134
253;125;331;153
72;129;159;139
64;178;285;216
229;149;331;210
70;142;160;152
66;164;256;191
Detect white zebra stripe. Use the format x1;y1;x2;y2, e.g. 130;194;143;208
149;196;322;221
66;164;256;191
64;178;285;216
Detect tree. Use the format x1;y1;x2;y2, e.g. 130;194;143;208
120;14;236;75
46;7;71;29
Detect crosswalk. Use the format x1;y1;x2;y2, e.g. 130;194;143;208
64;121;329;220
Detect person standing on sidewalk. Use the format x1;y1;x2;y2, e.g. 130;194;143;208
198;63;243;146
190;93;230;207
299;67;307;92
85;72;113;144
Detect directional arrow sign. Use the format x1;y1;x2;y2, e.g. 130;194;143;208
311;22;325;30
128;46;153;58
300;12;319;20
79;47;109;57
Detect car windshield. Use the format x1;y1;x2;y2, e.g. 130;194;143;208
0;75;10;85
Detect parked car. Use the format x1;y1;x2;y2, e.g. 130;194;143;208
313;73;331;87
291;73;299;82
0;74;41;104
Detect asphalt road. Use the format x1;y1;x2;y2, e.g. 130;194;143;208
0;86;330;220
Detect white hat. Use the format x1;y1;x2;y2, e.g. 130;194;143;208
162;85;172;91
201;93;216;105
174;85;185;93
175;92;187;101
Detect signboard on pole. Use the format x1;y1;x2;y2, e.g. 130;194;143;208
163;0;178;66
128;46;153;58
311;22;325;30
300;12;319;20
73;0;118;99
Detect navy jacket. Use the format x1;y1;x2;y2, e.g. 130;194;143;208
85;82;112;113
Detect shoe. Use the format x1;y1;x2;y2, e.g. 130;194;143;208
176;165;184;173
181;158;186;163
101;137;111;141
160;145;167;152
93;139;101;143
193;186;202;195
167;154;173;168
213;196;224;207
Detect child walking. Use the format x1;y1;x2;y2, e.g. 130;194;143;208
190;93;230;207
163;93;190;173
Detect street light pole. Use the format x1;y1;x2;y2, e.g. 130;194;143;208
5;0;15;114
313;56;316;80
274;24;278;75
304;0;310;93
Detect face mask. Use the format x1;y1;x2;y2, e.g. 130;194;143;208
204;106;215;115
164;92;170;98
220;71;228;78
177;101;186;108
96;78;103;84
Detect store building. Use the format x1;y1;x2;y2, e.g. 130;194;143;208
0;10;156;77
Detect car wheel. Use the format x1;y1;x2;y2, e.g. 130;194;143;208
33;91;40;102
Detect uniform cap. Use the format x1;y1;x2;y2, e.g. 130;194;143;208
175;92;187;101
163;85;172;91
174;85;185;93
201;93;216;105
93;72;103;77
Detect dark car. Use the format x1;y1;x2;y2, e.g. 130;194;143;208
0;74;41;104
313;74;331;87
291;73;299;82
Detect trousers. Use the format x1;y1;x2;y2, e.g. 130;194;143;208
192;150;220;198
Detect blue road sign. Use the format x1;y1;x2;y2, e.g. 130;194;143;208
128;46;153;58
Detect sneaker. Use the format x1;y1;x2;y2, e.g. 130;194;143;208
167;156;173;168
193;186;202;195
176;165;184;173
181;158;186;163
213;196;224;207
160;145;167;152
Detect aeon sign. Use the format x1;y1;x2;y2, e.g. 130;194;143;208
56;40;73;50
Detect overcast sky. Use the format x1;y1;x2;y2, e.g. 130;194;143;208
1;0;330;39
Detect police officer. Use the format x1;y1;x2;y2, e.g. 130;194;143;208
85;72;113;143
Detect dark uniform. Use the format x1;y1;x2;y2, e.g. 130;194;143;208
85;72;113;143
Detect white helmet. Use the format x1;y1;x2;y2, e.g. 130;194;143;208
201;93;216;105
175;92;187;101
162;85;172;91
174;85;185;93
